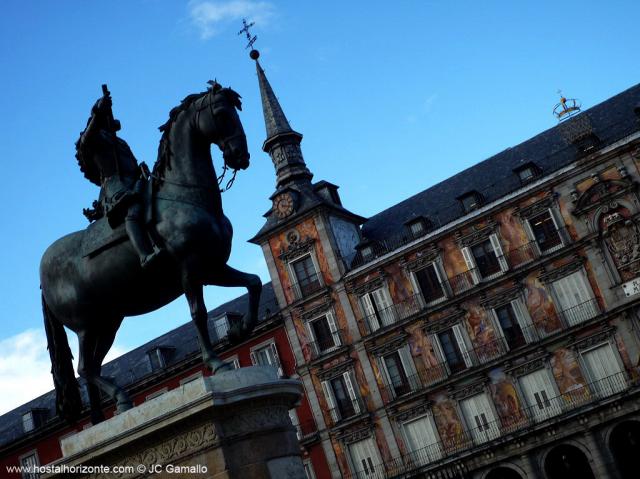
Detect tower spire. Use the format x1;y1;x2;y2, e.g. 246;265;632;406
246;38;312;189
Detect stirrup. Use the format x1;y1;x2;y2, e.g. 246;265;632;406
140;249;162;269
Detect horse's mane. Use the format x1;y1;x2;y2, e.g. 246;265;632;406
152;83;243;181
152;90;210;179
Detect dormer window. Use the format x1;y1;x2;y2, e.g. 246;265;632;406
406;217;431;239
148;347;170;371
458;192;483;213
211;312;242;341
22;412;35;433
514;162;541;184
360;244;373;261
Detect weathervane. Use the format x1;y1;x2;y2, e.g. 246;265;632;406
238;19;257;50
239;18;261;60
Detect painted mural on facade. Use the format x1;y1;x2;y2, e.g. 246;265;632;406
464;302;500;362
431;394;466;451
488;369;526;428
551;348;590;402
523;273;562;335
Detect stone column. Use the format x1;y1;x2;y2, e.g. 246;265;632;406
44;367;305;479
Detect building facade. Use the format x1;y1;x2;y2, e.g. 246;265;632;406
248;49;640;479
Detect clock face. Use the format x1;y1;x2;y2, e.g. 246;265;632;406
273;193;294;218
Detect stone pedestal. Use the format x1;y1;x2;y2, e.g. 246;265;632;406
44;366;305;479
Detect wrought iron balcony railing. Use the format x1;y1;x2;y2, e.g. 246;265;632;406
557;297;600;328
290;272;325;301
360;294;423;335
327;396;367;425
345;371;629;479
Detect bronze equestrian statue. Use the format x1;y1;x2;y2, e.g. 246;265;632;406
40;82;262;425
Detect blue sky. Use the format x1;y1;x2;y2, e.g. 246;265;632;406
1;0;639;413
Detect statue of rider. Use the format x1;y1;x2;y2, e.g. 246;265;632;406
76;85;160;268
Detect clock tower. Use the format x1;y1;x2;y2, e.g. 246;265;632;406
247;47;378;479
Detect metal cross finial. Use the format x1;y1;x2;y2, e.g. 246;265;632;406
238;18;257;50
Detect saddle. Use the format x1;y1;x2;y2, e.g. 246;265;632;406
80;179;154;258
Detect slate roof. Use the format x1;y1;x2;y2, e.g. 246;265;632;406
0;282;277;449
361;83;640;242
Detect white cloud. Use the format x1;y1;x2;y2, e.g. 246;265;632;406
188;0;275;40
0;329;129;415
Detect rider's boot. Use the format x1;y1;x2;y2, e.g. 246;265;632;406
125;204;161;268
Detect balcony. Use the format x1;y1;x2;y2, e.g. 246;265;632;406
558;297;600;327
346;371;629;479
308;329;346;361
327;396;367;425
290;272;325;301
360;294;423;335
379;372;424;402
295;418;319;443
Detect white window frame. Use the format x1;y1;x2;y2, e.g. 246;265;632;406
18;449;39;479
431;324;474;374
459;392;500;444
579;341;627;398
377;345;419;399
250;339;283;377
489;297;537;348
411;262;449;307
147;348;166;371
179;371;204;385
347;436;382;479
306;311;341;355
461;234;508;284
321;370;361;423
524;208;565;255
288;408;301;440
212;314;230;341
401;412;443;466
360;285;395;331
518;368;561;422
550;269;598;326
288;252;323;299
303;459;317;479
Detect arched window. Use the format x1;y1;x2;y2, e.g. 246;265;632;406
544;444;595;479
609;421;640;479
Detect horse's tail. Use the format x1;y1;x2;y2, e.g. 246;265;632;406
42;294;82;423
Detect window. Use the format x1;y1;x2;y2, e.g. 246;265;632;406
402;414;442;466
22;412;35;433
581;343;626;397
360;287;395;331
212;314;230;340
461;234;508;283
432;325;472;374
148;348;167;371
228;357;241;369
528;210;563;253
303;460;316;479
322;371;361;422
290;254;322;298
460;393;499;444
378;346;419;399
414;263;447;305
288;408;301;439
407;218;430;238
492;301;533;349
459;192;483;213
250;342;283;377
514;162;541;184
19;451;39;479
308;313;340;356
360;245;374;261
551;270;598;326
519;369;559;422
348;437;381;479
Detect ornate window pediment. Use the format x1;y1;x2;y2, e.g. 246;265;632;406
506;355;549;377
480;285;522;310
316;358;355;380
455;220;498;248
401;245;441;272
392;402;433;422
423;309;466;334
539;256;585;283
569;327;616;351
367;333;409;356
572;177;637;217
279;236;315;261
515;195;556;219
451;380;488;400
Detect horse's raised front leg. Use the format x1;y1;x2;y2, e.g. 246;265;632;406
207;265;262;344
182;274;232;374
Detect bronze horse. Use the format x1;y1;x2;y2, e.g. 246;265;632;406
40;82;262;424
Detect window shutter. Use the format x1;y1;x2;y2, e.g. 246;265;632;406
232;358;240;369
489;234;509;272
361;294;380;331
343;371;361;413
461;247;480;284
453;324;473;367
489;308;507;343
433;262;449;297
373;287;395;327
249;351;258;365
269;343;283;376
430;334;446;364
398;345;418;379
548;208;566;245
325;312;340;346
511;299;535;343
321;380;338;422
377;357;394;398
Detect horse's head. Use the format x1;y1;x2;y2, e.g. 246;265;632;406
196;81;250;171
